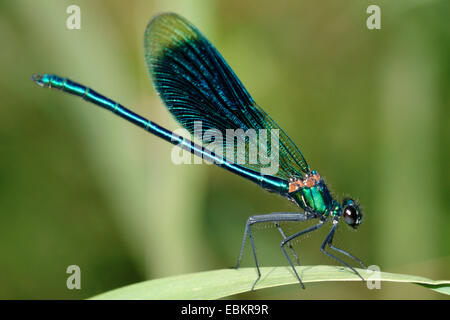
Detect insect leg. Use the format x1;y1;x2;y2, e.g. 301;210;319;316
280;220;325;289
274;222;300;266
235;212;314;290
326;228;366;269
320;224;365;281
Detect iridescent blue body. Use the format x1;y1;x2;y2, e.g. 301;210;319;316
32;13;365;289
32;74;288;194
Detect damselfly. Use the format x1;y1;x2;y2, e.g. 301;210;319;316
32;13;365;289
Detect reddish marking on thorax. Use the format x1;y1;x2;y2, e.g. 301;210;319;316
288;172;321;193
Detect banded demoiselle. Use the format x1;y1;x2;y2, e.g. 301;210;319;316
32;13;366;289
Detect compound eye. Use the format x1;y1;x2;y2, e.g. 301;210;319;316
343;205;358;226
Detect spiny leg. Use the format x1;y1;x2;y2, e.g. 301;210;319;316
235;212;314;268
274;222;300;266
320;224;365;281
235;218;250;270
326;227;366;269
234;217;262;290
235;212;314;290
280;221;325;289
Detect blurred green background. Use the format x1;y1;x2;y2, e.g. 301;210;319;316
0;0;448;299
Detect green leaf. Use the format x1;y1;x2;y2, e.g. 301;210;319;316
91;265;450;300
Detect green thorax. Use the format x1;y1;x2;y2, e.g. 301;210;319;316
289;179;334;217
